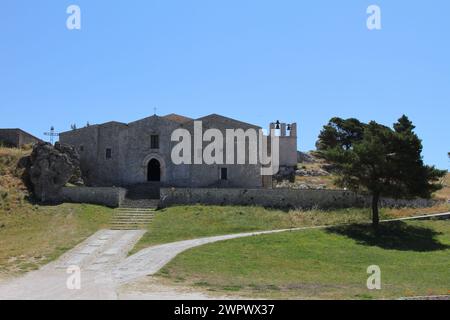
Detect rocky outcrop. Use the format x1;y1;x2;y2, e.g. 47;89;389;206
275;181;327;190
295;168;330;177
297;151;316;163
20;142;83;202
274;166;297;182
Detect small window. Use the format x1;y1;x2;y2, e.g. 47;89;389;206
105;148;112;159
79;145;84;152
151;135;159;149
220;168;228;180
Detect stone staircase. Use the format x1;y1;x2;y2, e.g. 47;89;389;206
110;183;161;230
120;198;160;209
110;207;156;230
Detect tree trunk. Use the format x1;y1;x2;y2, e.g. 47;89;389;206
372;192;380;229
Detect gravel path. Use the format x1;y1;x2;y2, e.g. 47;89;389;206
0;211;448;300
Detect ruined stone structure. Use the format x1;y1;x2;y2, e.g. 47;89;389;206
0;129;42;148
59;114;298;189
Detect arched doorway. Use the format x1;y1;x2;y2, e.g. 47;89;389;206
147;159;161;182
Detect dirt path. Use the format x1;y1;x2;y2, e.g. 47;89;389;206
0;212;448;300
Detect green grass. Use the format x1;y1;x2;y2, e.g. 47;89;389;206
0;203;114;275
131;205;374;253
158;219;450;299
131;204;450;254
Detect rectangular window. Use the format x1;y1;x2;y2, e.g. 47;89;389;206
151;135;159;149
105;148;112;159
79;145;84;152
220;168;228;180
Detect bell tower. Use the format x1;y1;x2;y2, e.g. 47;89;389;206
269;121;298;168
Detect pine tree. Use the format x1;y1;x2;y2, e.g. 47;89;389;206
317;115;445;228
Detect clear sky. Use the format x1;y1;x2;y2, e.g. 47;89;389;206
1;1;449;169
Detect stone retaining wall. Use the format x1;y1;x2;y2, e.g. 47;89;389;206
58;187;126;207
54;186;438;209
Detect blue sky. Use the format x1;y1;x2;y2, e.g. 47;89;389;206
1;1;449;169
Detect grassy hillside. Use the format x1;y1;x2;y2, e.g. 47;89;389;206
295;161;338;190
435;173;450;201
158;219;450;299
0;147;30;211
0;147;114;276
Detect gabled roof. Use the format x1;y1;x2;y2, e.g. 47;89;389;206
100;121;127;127
127;114;176;126
196;114;261;129
163;113;193;124
60;121;127;135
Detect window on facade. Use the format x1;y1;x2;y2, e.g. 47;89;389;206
79;145;84;152
106;148;112;159
151;135;159;149
220;168;228;180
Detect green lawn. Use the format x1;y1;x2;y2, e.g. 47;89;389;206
158;219;450;299
131;204;450;253
131;205;374;253
0;203;114;275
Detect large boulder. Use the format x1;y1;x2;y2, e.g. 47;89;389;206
21;142;83;202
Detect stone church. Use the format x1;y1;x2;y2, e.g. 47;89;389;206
59;114;297;189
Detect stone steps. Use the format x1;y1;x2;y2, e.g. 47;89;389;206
110;208;156;230
114;183;161;229
120;199;160;209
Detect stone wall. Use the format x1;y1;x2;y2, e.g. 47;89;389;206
160;188;437;209
58;187;126;207
53;186;438;209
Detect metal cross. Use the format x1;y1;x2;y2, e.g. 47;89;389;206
43;126;60;144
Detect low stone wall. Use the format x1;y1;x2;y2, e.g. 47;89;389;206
160;188;437;209
54;186;438;209
58;187;126;208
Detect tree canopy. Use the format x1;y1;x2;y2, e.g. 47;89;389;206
316;115;446;227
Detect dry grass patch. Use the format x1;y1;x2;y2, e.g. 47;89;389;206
435;173;450;201
0;147;30;211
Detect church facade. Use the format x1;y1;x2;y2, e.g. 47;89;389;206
59;114;297;188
